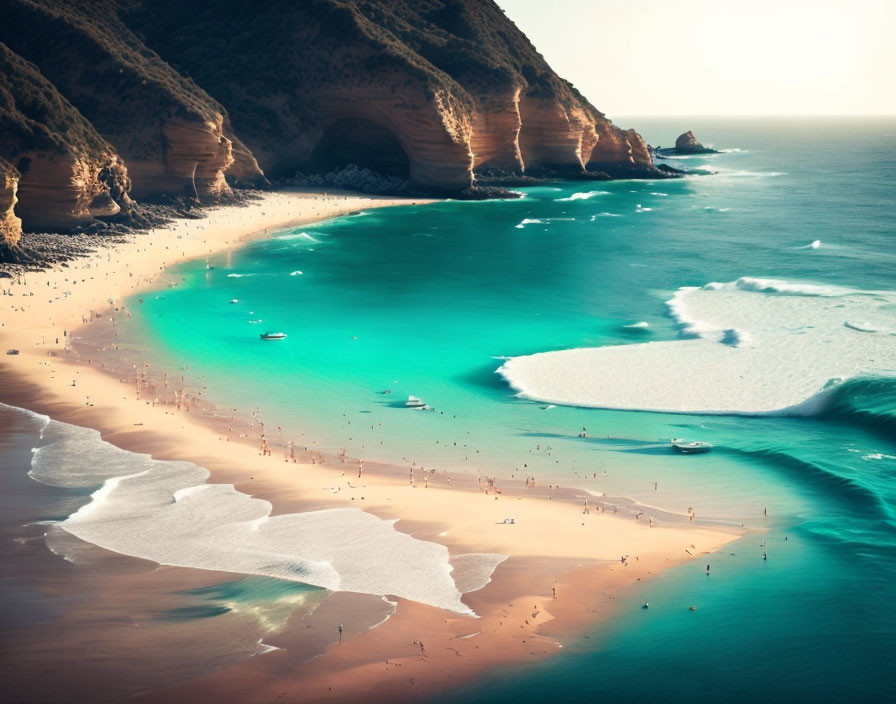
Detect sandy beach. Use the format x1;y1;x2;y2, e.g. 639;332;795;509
0;189;740;702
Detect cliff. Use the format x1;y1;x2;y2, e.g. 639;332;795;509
0;42;131;233
124;0;661;188
1;0;663;240
0;0;266;202
0;158;22;252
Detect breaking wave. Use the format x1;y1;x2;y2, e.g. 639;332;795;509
555;191;610;202
275;232;320;243
497;277;896;416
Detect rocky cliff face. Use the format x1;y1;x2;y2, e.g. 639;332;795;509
0;42;131;233
0;0;264;202
1;0;663;240
125;0;661;189
0;158;22;251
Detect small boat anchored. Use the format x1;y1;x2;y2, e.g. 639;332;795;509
671;438;714;454
260;332;287;340
405;395;427;409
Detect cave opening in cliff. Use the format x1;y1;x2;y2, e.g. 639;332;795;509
311;119;410;179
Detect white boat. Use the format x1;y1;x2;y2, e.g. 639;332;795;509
260;332;287;340
229;299;239;304
671;438;713;454
405;395;427;408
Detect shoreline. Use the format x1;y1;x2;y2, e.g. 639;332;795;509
0;188;741;701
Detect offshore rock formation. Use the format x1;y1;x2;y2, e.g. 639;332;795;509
0;42;131;234
125;0;664;190
674;130;717;155
0;0;265;202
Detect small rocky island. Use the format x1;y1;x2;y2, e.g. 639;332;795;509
673;130;718;154
649;131;719;159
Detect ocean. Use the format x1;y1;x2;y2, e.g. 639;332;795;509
5;117;896;700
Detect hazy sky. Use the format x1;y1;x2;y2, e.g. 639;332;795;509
497;0;895;117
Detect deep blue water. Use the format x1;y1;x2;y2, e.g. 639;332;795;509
128;117;896;700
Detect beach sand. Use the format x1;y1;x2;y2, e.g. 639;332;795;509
0;189;740;702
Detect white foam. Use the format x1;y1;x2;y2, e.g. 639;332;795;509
591;212;621;219
498;278;896;415
844;320;896;334
688;165;786;178
275;232;319;243
227;273;256;278
29;421;504;615
556;191;610;202
256;640;281;655
448;553;508;593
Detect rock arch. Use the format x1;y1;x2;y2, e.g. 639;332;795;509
311;97;473;192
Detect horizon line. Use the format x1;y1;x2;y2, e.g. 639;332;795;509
611;113;896;118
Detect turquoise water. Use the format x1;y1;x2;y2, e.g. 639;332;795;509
129;118;896;700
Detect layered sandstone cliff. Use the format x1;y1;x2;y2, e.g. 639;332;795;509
125;0;661;189
0;0;264;202
0;42;131;233
1;0;664;240
0;158;22;251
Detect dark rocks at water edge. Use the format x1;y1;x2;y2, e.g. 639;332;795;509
282;165;521;200
0;232;126;274
674;131;718;154
0;192;264;270
650;131;719;158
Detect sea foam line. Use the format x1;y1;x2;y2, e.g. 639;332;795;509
26;416;505;615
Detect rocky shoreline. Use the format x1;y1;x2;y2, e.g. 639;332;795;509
0;190;264;272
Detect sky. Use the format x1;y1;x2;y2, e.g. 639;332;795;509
496;0;895;117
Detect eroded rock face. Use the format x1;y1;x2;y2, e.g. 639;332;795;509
470;88;524;173
0;0;262;201
0;159;22;249
125;117;235;200
516;96;591;174
0;42;131;232
125;0;660;189
1;0;667;233
13;154;131;231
